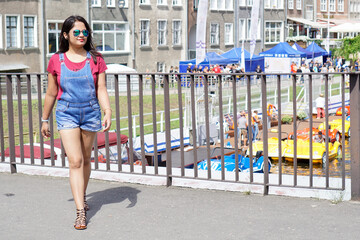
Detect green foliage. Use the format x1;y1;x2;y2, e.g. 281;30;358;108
281;115;293;124
331;35;360;60
297;111;308;121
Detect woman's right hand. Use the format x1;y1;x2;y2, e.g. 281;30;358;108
41;122;51;138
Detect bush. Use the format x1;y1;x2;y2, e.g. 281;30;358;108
297;111;308;121
281;115;293;124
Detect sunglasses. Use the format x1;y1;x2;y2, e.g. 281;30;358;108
73;29;89;37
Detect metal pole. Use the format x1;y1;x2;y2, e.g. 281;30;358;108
234;0;239;48
350;73;360;200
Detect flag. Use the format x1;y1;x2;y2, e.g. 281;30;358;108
241;40;245;70
250;0;260;60
196;0;208;65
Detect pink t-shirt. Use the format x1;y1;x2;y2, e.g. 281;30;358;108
47;53;107;99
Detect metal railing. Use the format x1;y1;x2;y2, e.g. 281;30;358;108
0;71;359;200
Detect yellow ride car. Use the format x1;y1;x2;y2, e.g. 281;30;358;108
249;137;286;160
283;139;342;165
249;138;342;166
318;119;350;137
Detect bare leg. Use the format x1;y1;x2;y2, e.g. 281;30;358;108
60;128;85;209
80;130;97;195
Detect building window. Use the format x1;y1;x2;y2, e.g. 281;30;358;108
239;19;246;40
172;20;181;45
239;0;246;6
157;62;165;72
140;0;150;4
140;20;150;46
0;15;2;49
247;19;261;39
288;0;293;9
338;0;344;12
47;21;62;54
172;0;181;6
158;20;167;46
224;23;233;45
92;0;101;7
296;0;301;9
158;0;167;5
210;0;233;10
6;16;20;48
306;5;314;20
329;0;335;12
265;0;283;9
92;22;129;52
247;0;253;6
320;0;326;12
107;0;115;7
210;23;219;45
265;22;283;44
24;16;36;48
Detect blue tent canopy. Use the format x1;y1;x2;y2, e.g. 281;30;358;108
305;41;331;59
220;48;264;72
292;42;313;59
259;42;306;58
179;52;235;73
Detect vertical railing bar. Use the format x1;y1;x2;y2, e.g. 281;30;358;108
277;74;282;185
190;75;198;178
309;74;313;187
139;74;146;173
105;130;110;171
26;75;34;164
6;75;16;173
126;74;134;172
246;75;253;181
151;74;158;174
177;74;185;176
203;75;211;180
0;75;4;163
350;73;360;200
325;74;330;188
261;74;269;194
37;74;45;165
114;74;122;172
93;134;99;170
164;74;172;186
232;75;239;181
218;75;225;180
49;113;55;166
292;74;297;187
16;75;25;163
341;73;346;190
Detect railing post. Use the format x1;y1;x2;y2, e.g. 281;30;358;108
350;73;360;200
6;75;16;173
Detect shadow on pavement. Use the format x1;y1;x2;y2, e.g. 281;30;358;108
69;186;140;221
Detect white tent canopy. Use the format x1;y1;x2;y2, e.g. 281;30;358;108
105;64;137;73
330;22;360;33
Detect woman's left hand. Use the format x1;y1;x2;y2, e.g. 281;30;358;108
102;110;112;132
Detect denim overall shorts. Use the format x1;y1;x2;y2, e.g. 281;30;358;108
56;52;102;132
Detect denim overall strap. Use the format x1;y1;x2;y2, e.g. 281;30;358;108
59;52;97;103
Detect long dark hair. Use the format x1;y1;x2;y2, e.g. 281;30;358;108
57;15;101;64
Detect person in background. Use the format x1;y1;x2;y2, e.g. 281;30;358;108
315;93;325;119
291;62;297;73
186;63;192;73
313;131;326;143
41;15;111;230
354;59;359;72
255;65;262;84
237;111;248;147
252;110;260;142
309;60;314;72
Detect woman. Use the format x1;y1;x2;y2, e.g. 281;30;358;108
41;16;112;230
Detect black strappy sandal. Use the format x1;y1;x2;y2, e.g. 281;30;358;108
74;208;87;230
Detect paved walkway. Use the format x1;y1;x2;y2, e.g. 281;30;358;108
1;172;360;240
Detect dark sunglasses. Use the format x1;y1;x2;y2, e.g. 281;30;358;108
73;29;89;37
